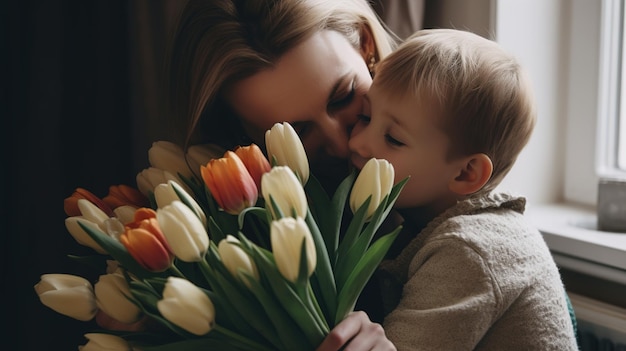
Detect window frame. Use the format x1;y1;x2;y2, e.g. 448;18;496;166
564;0;626;206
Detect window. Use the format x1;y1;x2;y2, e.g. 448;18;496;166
564;0;626;206
597;0;626;179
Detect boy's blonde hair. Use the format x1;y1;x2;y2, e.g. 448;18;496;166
374;29;536;193
165;0;398;149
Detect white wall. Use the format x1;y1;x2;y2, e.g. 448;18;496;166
493;0;569;205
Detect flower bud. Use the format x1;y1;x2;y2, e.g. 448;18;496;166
265;122;309;184
65;199;122;253
103;184;149;210
200;151;258;215
157;201;209;262
271;217;316;283
94;273;142;324
218;235;259;287
65;217;108;254
64;188;114;217
78;333;132;351
148;140;194;179
154;180;206;227
120;208;174;272
234;144;271;190
135;167;180;197
34;274;97;321
186;143;226;178
261;166;308;219
157;277;215;335
113;205;137;225
349;158;394;221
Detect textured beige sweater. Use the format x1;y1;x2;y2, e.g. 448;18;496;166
378;193;578;350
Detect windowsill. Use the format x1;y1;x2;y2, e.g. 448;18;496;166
525;202;626;284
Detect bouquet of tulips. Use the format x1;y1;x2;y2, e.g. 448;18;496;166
34;122;407;350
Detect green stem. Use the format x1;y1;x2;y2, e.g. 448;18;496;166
213;325;274;351
307;283;330;332
198;259;213;284
168;263;186;278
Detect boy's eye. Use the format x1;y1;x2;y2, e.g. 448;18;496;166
385;134;404;146
329;81;355;109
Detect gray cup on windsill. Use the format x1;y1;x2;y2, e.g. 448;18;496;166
597;178;626;233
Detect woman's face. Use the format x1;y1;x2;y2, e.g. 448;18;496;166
225;30;372;188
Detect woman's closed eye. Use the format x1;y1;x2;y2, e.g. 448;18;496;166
356;113;370;124
328;81;355;109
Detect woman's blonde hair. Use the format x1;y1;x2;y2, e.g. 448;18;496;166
164;0;397;149
375;29;536;193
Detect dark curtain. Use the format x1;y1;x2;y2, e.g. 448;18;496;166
4;1;177;349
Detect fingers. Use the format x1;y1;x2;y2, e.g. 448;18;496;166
316;311;396;351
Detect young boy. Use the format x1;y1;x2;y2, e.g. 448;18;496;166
345;29;578;350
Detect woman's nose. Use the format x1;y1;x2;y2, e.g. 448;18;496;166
322;122;351;158
317;112;357;158
348;124;371;159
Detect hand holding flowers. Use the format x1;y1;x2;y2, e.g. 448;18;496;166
35;122;407;350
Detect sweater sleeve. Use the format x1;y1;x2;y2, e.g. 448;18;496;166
383;237;501;351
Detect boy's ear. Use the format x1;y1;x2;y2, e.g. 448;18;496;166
449;153;493;195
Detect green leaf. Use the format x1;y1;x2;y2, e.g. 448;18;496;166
207;216;226;243
335;227;401;324
334;196;371;280
240;272;309;350
67;254;109;271
335;177;409;289
200;249;281;349
138;338;235;351
304;211;337;325
249;244;327;348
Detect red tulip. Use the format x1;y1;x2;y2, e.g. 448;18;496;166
234;144;271;190
64;188;114;217
103;184;149;210
200;151;258;215
120;208;174;272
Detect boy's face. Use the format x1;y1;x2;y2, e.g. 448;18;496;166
349;81;463;211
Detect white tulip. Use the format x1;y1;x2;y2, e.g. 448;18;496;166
65;217;107;254
265;122;309;184
261;166;308;219
148;141;194;179
94;273;142;324
113;205;137;225
271;217;316;283
157;201;209;262
135;167;180;197
34;274;97;321
186;143;226;178
349;158;395;221
154;180;206;226
78;333;132;351
157;277;215;335
218;235;259;287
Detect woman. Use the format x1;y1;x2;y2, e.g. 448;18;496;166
164;1;400;349
165;0;398;192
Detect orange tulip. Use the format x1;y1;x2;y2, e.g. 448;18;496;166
64;188;114;217
120;208;174;272
234;144;271;190
200;151;258;215
103;184;149;210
